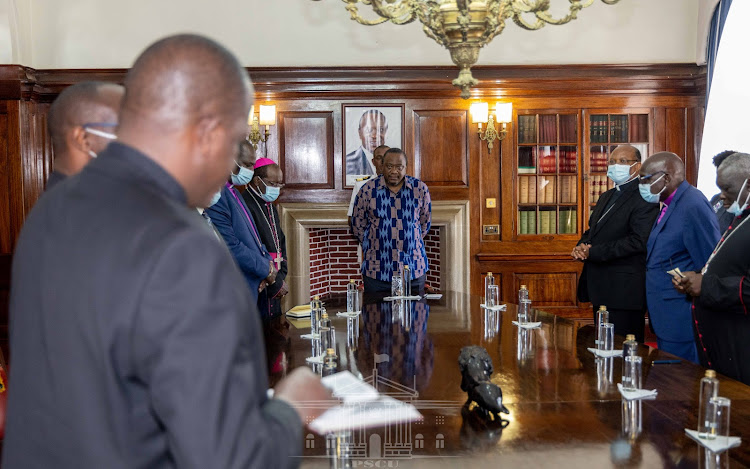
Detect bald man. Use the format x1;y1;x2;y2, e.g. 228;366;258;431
640;152;719;362
675;153;750;384
573;145;658;342
4;34;331;469
46;81;123;188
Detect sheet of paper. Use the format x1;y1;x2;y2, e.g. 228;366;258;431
423;293;443;300
320;371;378;403
309;395;422;434
685;429;741;453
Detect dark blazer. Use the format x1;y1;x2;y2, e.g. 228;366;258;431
646;180;720;343
577;180;659;310
206;183;272;303
242;188;288;319
694;209;750;384
3;142;301;469
346;146;373;176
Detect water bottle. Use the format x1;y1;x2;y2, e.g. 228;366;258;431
595;305;609;346
346;279;359;313
310;295;322;336
518;285;530;324
698;370;720;438
485;272;495;304
322;348;338;377
621;334;638;389
403;265;412;297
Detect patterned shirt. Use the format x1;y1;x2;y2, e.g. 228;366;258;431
351;175;432;281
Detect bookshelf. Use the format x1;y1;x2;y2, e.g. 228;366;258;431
517;113;579;236
586;113;650;225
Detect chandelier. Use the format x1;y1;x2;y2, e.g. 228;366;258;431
318;0;621;99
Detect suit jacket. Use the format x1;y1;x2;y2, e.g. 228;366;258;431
577;179;659;310
646;180;720;343
206;183;272;303
242;188;288;319
346;146;374;176
3;142;301;469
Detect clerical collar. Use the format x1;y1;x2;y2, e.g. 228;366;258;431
616;177;638;191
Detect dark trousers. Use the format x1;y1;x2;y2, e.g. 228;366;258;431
592;305;646;343
363;274;426;295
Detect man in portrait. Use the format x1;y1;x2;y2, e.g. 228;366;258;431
346;109;388;181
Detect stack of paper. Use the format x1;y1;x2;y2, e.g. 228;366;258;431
286;304;312;318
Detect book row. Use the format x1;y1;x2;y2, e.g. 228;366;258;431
518;209;577;235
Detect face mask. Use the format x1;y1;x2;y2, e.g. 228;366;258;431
638;174;665;204
607;162;637;185
84;127;117;158
259;178;280;202
728;179;750;216
231;162;254;185
209;190;222;207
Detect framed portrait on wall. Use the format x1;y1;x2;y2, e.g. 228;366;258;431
343;104;404;187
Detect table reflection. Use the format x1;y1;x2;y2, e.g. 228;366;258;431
275;291;750;468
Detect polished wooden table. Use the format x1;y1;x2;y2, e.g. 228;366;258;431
266;291;750;468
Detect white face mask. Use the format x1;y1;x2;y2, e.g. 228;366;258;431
231;162;254;185
728;179;750;217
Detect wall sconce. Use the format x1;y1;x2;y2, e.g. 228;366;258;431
247;104;276;149
470;102;512;151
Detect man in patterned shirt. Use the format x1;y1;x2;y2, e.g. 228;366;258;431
351;148;432;294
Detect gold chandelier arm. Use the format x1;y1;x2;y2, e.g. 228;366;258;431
510;0;604;30
342;0;418;26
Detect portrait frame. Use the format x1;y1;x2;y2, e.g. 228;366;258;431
342;104;405;188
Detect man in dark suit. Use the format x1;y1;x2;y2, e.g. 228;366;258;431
346;109;387;184
573;145;658;342
46;81;123;188
207;140;277;304
675;153;750;383
3;34;332;469
641;152;720;362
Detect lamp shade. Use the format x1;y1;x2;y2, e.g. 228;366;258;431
247;105;256;125
259;105;276;126
470;102;489;124
495;102;513;123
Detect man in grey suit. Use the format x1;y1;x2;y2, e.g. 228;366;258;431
3;34;332;469
346;109;387;185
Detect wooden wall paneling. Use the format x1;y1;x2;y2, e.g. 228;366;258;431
685;106;705;186
6;101;25;250
0;103;10;254
476;116;501;242
512;272;578;307
412;109;468;187
652;107;666;154
665;108;687;159
278;111;334;189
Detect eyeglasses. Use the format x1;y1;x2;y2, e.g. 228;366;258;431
261;178;285;189
607;158;639;165
385;164;405;172
638;171;666;184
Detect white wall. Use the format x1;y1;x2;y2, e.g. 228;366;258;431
15;0;699;69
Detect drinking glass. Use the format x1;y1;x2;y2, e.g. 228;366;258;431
486;284;499;308
623;356;642;391
517;299;531;325
707;397;731;442
598;323;614;351
391;274;403;297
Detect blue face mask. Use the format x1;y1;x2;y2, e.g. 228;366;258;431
638;174;665;204
607;163;637;185
728;179;749;216
260;178;281;203
209;190;222;207
231;162;254;185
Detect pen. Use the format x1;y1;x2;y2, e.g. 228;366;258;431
652;359;681;365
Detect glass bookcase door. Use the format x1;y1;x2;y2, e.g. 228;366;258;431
517;113;579;236
586;112;650;226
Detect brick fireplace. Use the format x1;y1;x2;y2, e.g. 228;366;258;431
279;202;468;309
307;226;444;299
